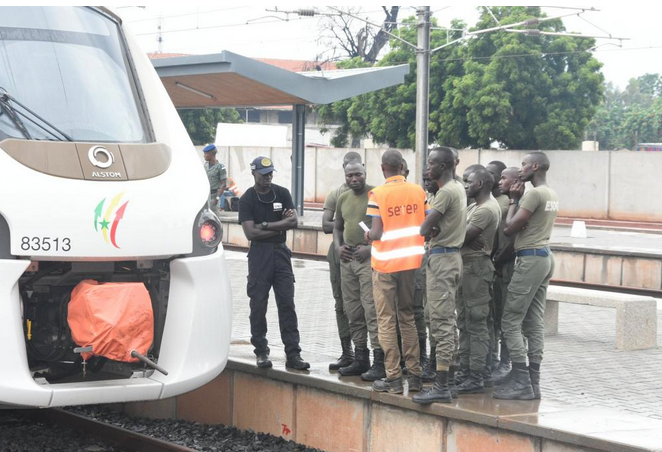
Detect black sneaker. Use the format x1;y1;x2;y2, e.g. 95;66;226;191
373;377;404;394
286;354;310;370
256;353;272;368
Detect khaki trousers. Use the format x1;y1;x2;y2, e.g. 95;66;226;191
328;243;351;340
426;252;463;369
340;258;380;350
413;253;428;341
490;259;515;360
373;269;422;380
456;256;494;372
502;253;556;364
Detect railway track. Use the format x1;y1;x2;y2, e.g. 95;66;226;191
224;244;662;299
25;409;197;452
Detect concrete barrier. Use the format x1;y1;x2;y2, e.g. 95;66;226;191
544;286;658;351
205;146;662;222
124;358;662;452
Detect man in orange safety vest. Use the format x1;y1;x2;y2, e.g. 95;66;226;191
365;150;428;394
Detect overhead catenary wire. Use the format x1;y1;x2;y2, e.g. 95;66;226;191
134;15;319;37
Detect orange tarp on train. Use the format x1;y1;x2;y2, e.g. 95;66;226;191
67;280;153;362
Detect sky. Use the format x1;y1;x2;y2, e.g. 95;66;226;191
113;4;662;90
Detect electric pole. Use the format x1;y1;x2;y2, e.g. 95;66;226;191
415;6;431;186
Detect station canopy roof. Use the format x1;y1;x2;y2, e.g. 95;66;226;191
151;51;410;108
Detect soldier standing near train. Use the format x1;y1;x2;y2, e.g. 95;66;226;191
413;147;467;405
455;167;501;394
494;152;558;400
322;151;363;371
491;166;520;380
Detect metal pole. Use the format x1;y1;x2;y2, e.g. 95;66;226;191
415;6;431;186
291;104;306;215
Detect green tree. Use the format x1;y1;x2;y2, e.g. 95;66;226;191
317;16;466;148
438;6;603;149
178;108;242;145
588;74;662;149
318;7;604;150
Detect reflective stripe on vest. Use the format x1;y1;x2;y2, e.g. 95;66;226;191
380;226;421;242
369;177;426;273
371;245;426;261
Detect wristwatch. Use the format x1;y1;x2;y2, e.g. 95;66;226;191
261;221;268;229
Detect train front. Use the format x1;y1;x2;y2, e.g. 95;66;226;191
0;7;232;407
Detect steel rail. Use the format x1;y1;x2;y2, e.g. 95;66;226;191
25;409;198;452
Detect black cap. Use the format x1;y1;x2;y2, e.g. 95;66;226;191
250;156;276;175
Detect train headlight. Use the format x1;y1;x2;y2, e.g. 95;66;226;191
198;211;222;248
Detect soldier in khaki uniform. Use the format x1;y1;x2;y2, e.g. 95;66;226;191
322;152;362;371
455;168;501;394
484;161;509;376
413;147;466;405
491;166;520;380
202;144;227;217
333;162;384;381
419;172;439;382
494;152;558;400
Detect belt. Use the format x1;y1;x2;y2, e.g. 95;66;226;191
429;247;460;254
516;248;549;257
251;241;287;249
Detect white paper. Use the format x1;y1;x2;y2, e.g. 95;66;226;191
359;221;370;232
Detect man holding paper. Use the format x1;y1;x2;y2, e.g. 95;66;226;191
333;162;385;381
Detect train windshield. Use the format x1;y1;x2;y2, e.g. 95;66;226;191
0;7;148;143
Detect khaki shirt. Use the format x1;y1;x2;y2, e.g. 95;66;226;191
336;185;374;247
462;198;501;259
205;161;227;192
515;185;559;251
429;179;467;249
324;184;351;213
494;194;513;256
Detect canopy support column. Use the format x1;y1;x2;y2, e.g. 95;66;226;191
291;104;306;216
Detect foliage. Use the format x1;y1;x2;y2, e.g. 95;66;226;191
317;7;605;150
178;108;242;145
587;74;662;149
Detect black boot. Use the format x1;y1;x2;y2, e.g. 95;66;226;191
329;337;354;371
412;371;452;404
482;365;494;388
492;363;535;400
448;366;458;398
419;338;428;369
361;348;386;381
456;370;485;394
339;346;370;376
529;366;541;399
454;365;470;386
492;360;512;384
421;347;436;382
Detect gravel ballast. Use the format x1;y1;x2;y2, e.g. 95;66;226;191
68;406;325;452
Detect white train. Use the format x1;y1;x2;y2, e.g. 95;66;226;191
0;6;232;407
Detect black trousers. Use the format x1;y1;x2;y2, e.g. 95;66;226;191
247;242;301;357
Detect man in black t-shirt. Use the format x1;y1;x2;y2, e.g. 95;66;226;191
238;156;309;371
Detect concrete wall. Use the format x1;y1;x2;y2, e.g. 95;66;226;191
125;365;619;452
206;146;661;221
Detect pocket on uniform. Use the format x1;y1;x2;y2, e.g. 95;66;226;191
509;283;532;295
